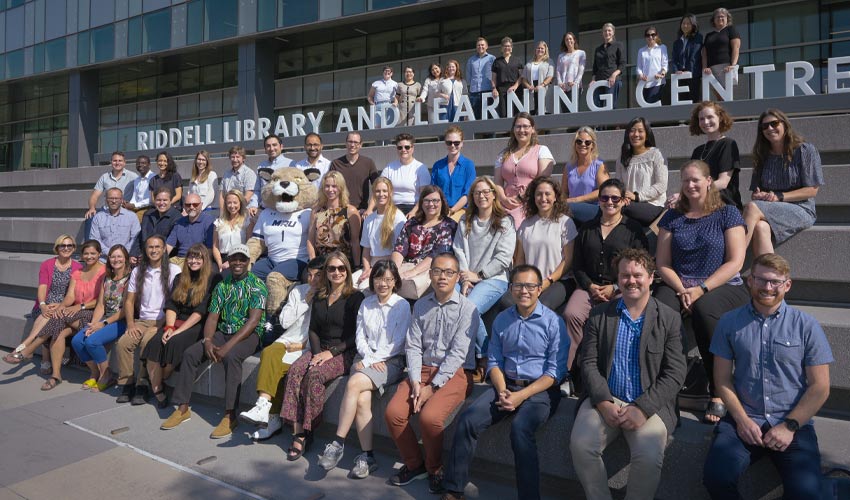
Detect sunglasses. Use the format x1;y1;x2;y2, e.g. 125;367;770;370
599;195;623;203
575;139;594;147
761;119;782;130
184;203;201;208
57;244;76;249
645;33;657;38
326;265;347;273
396;144;413;151
445;140;462;147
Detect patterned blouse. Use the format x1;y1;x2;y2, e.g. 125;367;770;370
208;272;268;337
393;217;458;264
102;274;130;317
749;142;824;218
314;207;352;262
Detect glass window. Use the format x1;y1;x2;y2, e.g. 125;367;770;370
100;129;118;155
128;16;142;56
54;92;69;114
577;0;627;33
222;87;237;113
137;76;157;100
90;0;115;27
34;44;45;74
320;0;341;20
199;90;222;116
100;106;119;126
137;100;156;124
117;126;137;151
342;0;364;16
187;0;203;45
275;77;303;107
143;8;170;53
442;16;480;53
158;72;179;97
205;0;238;41
200;63;223;91
304;42;333;74
118;80;137;102
405;22;440;59
280;0;318;26
277;47;303;78
178;93;199;118
368;30;402;63
157;96;177;121
628;0;682;24
45;0;67;40
6;49;24;78
5;6;25;51
129;0;142;17
482;8;526;44
180;67;200;93
0;55;4;80
100;83;120;106
337;36;366;69
258;0;276;31
333;68;365;100
223;60;238;87
91;25;115;63
370;0;410;9
119;103;137;125
303;74;333;104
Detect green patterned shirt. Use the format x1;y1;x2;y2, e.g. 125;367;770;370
208;272;267;337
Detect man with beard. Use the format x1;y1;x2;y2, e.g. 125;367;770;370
293;132;330;190
703;253;833;499
249;134;294;215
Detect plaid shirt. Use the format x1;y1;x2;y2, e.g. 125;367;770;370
608;299;644;403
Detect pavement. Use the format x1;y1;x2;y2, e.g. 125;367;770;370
0;350;572;500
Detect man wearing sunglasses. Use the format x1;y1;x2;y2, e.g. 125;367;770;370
385;252;478;493
571;248;686;500
166;193;216;269
441;264;567;500
703;253;832;499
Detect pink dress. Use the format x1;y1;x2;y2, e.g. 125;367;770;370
497;144;553;228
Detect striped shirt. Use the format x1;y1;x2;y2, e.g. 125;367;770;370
609;299;644;403
208;272;267;337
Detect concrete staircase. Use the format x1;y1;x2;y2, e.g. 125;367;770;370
1;114;849;499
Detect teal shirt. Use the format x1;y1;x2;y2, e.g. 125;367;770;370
208;272;267;338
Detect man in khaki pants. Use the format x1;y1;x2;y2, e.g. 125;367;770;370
116;234;181;405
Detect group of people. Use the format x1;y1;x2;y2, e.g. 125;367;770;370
370;8;741;125
2;95;832;499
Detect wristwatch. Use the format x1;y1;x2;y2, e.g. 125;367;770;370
784;418;800;432
477;271;486;281
776;191;784;202
102;320;109;326
699;283;710;294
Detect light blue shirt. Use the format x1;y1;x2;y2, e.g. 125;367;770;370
609;299;644;403
488;301;568;382
90;207;141;260
711;301;834;427
466;53;496;93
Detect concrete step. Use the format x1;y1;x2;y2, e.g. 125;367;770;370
0;217;86;253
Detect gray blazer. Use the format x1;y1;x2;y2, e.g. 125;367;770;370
579;297;687;434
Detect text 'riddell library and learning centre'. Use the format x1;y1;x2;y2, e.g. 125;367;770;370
0;0;849;170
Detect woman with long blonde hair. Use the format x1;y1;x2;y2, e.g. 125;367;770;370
212;190;254;270
308;170;361;268
358;177;406;288
188;150;218;210
562;125;610;224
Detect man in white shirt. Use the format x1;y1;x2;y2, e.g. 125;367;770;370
293;133;330;190
124;155;155;224
249;134;294;214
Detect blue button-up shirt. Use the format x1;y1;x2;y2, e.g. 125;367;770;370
430;154;476;208
609;299;644;403
166;211;215;257
90;207;141;260
466;53;496;93
488;301;568;382
710;301;834;427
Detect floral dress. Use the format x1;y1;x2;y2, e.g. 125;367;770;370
314;207;352;263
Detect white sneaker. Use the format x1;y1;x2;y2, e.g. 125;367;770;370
560;380;572;397
251;414;282;441
239;397;271;427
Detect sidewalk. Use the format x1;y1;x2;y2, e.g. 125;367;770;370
0;352;568;500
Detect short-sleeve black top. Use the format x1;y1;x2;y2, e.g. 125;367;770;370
703;26;740;67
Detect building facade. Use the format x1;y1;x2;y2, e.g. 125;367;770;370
0;0;848;170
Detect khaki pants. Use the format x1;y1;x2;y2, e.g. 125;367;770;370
570;398;669;500
115;319;161;385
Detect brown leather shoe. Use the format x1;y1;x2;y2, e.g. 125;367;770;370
210;415;237;439
471;358;487;383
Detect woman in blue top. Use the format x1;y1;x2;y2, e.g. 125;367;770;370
431;125;476;220
654;159;748;424
670;14;703;103
561;126;609;225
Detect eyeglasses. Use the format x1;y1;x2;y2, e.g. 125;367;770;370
761;119;782;130
184;203;201;208
374;277;396;284
751;276;789;289
57;244;76;249
429;268;458;278
645;33;657;38
575;139;594;147
473;189;494;197
422;198;442;205
445;140;462;147
326;265;347;274
346;140;362;145
186;254;204;261
396;144;413;151
599;195;623;203
514;124;532;130
510;282;541;292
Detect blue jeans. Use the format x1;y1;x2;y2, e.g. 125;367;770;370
456;278;508;357
71;320;127;364
469;91;484;120
252;257;305;281
642;84;664;104
443;385;560;500
593;79;622;109
568;202;600;226
703;417;823;500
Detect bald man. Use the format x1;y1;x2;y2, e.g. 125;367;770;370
166;193;216;268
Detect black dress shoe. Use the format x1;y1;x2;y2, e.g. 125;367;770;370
130;384;149;405
116;384;134;404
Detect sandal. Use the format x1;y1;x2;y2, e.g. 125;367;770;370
153;389;169;409
703;401;727;424
3;352;29;364
41;376;62;391
81;378;97;390
286;432;313;462
14;343;26;353
92;378;116;393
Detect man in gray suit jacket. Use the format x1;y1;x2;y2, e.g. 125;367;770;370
570;248;686;500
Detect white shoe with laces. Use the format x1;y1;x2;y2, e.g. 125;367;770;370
251;414;282;440
239;397;271;427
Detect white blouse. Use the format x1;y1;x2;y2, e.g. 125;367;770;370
556;50;587;87
189;171;218;210
382;160;430;206
361;210;407;258
214;216;249;255
274;283;311;364
355;293;411;367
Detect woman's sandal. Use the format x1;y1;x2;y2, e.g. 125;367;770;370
702;401;727;424
81;378;97;390
3;352;30;364
92;378;116;393
41;376;62;391
286;432;313;462
153;389;169;409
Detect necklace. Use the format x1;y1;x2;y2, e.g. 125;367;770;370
600;215;622;227
699;136;725;161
